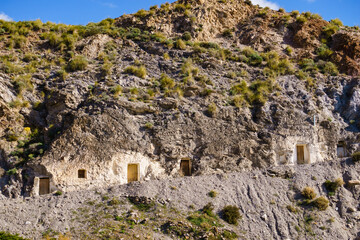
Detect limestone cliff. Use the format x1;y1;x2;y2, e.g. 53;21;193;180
0;0;358;202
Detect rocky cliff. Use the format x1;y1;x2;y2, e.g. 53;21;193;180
0;0;360;237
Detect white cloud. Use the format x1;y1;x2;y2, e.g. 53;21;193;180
0;12;13;21
102;2;117;8
251;0;280;10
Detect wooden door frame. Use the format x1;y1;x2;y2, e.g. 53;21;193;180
39;177;50;195
180;159;191;176
127;163;139;183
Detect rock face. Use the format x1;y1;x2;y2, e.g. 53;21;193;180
0;160;359;239
0;0;359;199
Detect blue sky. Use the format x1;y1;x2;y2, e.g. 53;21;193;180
0;0;359;27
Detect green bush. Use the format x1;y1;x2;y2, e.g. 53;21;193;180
134;9;148;18
312;196;329;211
296;16;307;23
352;152;360;162
301;187;317;200
317;61;338;76
330;18;343;27
324;178;344;196
316;45;333;60
6;168;17;175
208;190;217;198
182;32;192;41
322;24;340;40
202;202;215;217
248;53;263;66
299;58;317;72
222;205;241;225
0;231;27;240
67;55;88;72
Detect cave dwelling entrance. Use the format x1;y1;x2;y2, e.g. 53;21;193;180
337;141;347;158
39;177;50;195
127;164;139;183
180;159;191;176
296;144;310;164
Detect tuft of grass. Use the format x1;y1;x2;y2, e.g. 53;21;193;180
174;39;186;50
111;85;122;98
159;73;175;90
54;191;62;196
301;187;317;200
124;65;147;79
67;55;88;72
207;103;217;117
312;196;329;211
286;205;298;213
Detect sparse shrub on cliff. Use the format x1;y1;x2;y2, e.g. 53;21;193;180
330;18;343;27
6;168;17;175
301;187;317;200
111;85;122;98
174;4;186;13
134;9;148;18
124;65;147;79
101;58;113;77
0;231;26;240
317;61;338;76
67;55;88;72
296;16;307;24
174;39;186;50
312;196;329;211
207;103;217;117
208;190;217;198
316;45;333;60
299;58;317;72
286;205;298;213
182;32;192;41
222;29;233;38
159;73;175;90
352;152;360;162
221;205;241;225
324;178;344;196
13;74;33;94
181;59;199;83
202;203;215;217
322;23;340;42
285;46;293;55
244;0;252;6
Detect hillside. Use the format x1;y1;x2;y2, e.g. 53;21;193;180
1;160;360;239
0;0;360;238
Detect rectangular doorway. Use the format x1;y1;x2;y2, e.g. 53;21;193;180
180;159;191;176
127;164;139;183
337;142;346;158
296;145;305;164
39;177;50;195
